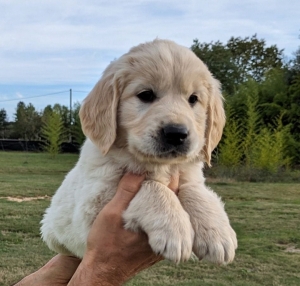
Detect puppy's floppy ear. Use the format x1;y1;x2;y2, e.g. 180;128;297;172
202;79;225;166
79;70;121;155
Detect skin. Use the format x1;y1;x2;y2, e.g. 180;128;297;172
14;173;179;286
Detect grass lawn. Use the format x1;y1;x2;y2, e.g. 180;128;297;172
0;151;299;285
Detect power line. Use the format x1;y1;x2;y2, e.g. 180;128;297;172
72;90;89;93
0;90;70;103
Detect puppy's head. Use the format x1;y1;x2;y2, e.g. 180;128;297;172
80;39;225;165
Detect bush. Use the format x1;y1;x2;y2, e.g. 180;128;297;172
219;107;243;167
41;112;65;158
217;79;293;177
251;121;292;172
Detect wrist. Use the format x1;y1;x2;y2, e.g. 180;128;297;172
68;254;129;286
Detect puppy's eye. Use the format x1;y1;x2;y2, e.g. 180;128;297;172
137;90;156;103
188;94;198;106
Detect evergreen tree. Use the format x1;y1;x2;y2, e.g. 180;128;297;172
41;111;65;158
72;102;85;146
0;108;8;138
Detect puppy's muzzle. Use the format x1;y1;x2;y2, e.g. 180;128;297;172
162;124;188;146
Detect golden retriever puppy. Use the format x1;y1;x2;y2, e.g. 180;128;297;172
41;39;237;264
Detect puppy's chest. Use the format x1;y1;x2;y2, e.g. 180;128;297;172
124;162;177;185
82;159;184;226
104;160;177;186
86;152;183;212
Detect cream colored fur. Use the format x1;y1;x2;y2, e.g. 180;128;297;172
41;39;237;264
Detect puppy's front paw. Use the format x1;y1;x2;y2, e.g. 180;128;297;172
147;211;194;263
123;180;195;263
179;185;237;264
124;207;194;263
193;220;237;264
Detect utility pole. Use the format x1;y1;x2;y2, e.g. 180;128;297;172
69;89;72;143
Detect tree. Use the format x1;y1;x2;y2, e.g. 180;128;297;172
191;35;284;94
191;40;239;94
258;68;290;127
52;103;72;142
52;104;71;130
14;102;42;140
0;108;8;124
42;105;53;118
41;103;85;146
72;102;85;146
219;105;243;167
192;34;299;165
41;111;65;158
0;108;8;138
292;47;300;72
227;34;284;82
287;74;300;162
291;33;300;72
218;80;293;172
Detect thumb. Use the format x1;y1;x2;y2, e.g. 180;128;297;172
109;173;145;211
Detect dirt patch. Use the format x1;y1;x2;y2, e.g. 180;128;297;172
276;243;300;254
285;245;300;253
0;195;51;202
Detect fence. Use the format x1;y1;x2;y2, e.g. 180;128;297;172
0;139;80;153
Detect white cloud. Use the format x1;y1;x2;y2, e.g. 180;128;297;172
0;0;299;87
16;92;23;99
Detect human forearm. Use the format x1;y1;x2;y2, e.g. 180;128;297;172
13;272;40;286
13;255;81;286
67;256;128;286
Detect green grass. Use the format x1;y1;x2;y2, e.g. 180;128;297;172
0;152;300;285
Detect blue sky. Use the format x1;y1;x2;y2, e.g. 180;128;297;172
1;0;299;120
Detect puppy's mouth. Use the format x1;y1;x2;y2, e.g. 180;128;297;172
132;138;191;163
154;143;190;158
132;147;189;164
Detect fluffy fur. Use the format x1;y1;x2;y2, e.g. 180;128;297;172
41;39;237;264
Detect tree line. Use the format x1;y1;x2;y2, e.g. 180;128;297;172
0;34;299;168
192;34;300;170
0;102;85;157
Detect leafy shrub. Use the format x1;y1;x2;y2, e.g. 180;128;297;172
219;107;243;167
250;118;292;172
217;79;293;177
41;112;65;158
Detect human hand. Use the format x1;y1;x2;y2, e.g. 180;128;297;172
68;172;179;285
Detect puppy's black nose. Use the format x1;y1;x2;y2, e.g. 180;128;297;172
162;124;188;146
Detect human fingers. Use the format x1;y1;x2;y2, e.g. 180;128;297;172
168;172;179;195
107;173;145;211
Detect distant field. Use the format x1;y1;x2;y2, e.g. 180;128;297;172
0;152;299;285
